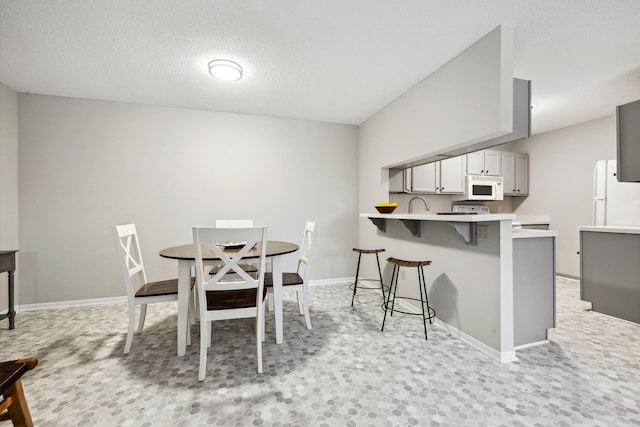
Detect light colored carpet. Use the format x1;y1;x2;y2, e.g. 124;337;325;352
1;277;638;426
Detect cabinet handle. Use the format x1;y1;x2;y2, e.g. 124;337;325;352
517;189;520;192
481;170;484;174
441;187;444;191
512;189;516;192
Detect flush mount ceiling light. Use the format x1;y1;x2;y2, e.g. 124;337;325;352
208;59;243;81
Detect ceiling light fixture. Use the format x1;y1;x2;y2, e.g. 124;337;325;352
208;59;243;81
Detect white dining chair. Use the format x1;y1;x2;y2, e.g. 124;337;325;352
266;220;316;331
210;219;258;275
215;219;254;228
192;225;268;381
112;223;193;354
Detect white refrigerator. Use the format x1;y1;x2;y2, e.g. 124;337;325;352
593;159;640;226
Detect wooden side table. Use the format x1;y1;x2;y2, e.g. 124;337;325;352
0;250;18;330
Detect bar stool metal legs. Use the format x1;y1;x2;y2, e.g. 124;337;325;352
350;248;386;306
381;257;435;340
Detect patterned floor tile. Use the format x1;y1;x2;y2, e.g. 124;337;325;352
1;277;638;426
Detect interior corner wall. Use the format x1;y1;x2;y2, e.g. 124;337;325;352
0;83;19;311
507;115;617;277
17;94;359;305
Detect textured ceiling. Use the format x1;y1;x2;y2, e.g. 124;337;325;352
1;0;639;134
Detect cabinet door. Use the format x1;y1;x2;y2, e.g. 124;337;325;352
411;162;438;193
439;156;465;193
483;150;502;176
388;168;406;193
466;150;501;176
515;154;529;195
501;152;516;195
466;152;484;175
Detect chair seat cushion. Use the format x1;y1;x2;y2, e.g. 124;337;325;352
135;277;194;298
206;287;268;310
264;272;303;287
0;361;27;393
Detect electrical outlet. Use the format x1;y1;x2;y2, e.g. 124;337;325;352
477;225;490;240
400;269;406;280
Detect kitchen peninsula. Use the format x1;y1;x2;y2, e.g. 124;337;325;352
360;212;557;362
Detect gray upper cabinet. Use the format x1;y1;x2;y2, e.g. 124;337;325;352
439;156;466;193
391;150;528;196
466;150;501;176
515;154;529;195
616;99;640;182
502;152;529;196
389;168;409;193
404;156;466;194
411;162;438;193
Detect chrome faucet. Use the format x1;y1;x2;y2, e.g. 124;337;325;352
408;196;430;213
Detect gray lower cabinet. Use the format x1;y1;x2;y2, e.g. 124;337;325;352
580;230;640;324
513;236;556;346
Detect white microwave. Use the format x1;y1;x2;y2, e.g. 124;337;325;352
452;175;504;201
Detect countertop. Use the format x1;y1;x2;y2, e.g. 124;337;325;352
361;212;515;222
514;214;550;225
512;229;559;239
578;225;640;235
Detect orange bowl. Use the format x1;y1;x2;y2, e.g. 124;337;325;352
375;205;397;214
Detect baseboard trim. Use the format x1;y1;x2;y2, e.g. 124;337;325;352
514;340;550;351
18;296;127;312
309;277;353;287
359;280;518;364
15;277;354;312
433;318;517;363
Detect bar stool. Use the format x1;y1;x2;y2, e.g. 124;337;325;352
350;248;387;306
381;257;436;340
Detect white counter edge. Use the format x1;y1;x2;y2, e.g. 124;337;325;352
361;213;516;222
578;225;640;235
514;214;550;225
512;229;558;239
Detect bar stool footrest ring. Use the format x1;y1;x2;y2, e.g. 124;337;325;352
348;281;389;292
383;296;436;322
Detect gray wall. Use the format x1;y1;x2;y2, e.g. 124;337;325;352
17;94;359;305
507;115;616;277
0;83;19;311
358;27;515;351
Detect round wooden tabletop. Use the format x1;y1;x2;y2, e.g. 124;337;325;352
159;240;298;260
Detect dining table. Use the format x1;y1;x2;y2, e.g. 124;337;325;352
159;240;299;356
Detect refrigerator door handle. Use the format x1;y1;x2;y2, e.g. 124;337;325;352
593;198;608;226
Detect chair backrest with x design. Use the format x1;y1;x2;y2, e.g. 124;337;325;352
193;226;268;310
296;221;316;280
113;223;148;299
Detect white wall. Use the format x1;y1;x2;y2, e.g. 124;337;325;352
0;83;19;311
17;94;358;304
507;115;617;277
